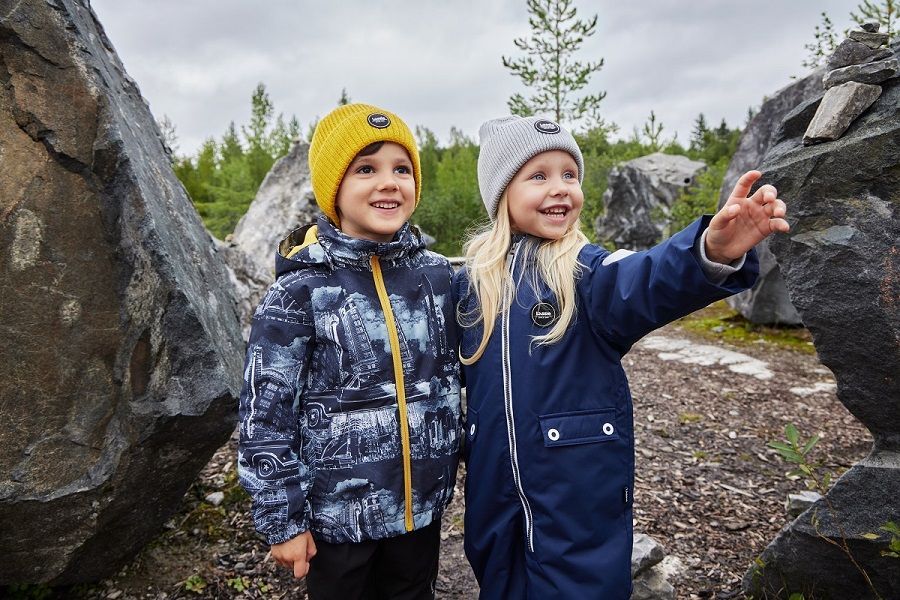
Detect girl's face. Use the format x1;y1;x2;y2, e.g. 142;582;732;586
506;150;583;239
335;142;416;243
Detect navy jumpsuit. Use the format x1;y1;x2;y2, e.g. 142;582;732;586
454;217;758;599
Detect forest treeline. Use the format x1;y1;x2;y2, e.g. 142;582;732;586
167;84;741;255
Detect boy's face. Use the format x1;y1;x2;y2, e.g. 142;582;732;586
335;142;416;243
506;150;583;240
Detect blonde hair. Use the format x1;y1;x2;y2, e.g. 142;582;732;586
458;193;589;365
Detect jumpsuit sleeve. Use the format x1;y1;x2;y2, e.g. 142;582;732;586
583;215;759;352
237;279;315;546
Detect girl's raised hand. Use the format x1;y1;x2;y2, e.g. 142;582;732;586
705;170;789;263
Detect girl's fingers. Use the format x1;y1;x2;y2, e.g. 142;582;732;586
710;202;740;230
751;184;777;205
730;170;762;202
770;218;790;233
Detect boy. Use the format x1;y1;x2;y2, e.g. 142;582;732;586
238;103;462;600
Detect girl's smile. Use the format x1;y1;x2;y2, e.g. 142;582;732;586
506;150;584;239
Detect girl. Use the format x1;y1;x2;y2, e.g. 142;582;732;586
454;115;787;598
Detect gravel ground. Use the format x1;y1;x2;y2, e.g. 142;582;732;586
36;308;868;600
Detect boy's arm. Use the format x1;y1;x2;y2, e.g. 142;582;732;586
237;280;315;547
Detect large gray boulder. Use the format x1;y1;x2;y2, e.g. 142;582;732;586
743;42;900;600
231;140;319;276
227;140;319;329
716;69;826;325
595;153;706;250
0;0;243;585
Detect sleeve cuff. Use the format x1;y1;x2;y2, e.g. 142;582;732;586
696;228;746;283
265;519;309;546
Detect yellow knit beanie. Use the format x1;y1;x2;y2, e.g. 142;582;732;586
308;103;421;226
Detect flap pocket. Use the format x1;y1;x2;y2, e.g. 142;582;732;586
538;408;619;447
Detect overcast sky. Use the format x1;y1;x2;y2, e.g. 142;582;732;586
91;0;862;156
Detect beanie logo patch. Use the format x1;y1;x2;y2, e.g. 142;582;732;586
534;120;561;134
367;113;391;129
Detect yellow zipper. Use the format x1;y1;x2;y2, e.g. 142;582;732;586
370;255;414;532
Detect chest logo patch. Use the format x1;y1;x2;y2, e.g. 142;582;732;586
531;302;558;327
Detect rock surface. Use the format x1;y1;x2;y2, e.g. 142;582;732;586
822;57;899;89
0;0;243;585
595;153;706;250
803;81;883;144
785;490;823;519
743;42;900;600
717;71;823;325
231;140;319;277
826;39;892;71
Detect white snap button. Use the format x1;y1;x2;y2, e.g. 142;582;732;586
602;422;614;435
469;424;476;436
548;428;560;441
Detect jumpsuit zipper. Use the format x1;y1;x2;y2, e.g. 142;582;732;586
370;255;415;532
502;240;535;551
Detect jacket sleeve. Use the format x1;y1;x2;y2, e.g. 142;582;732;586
237;278;315;545
583;215;759;352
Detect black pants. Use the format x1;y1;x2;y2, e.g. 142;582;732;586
306;521;441;600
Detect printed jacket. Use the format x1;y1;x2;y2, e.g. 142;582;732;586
454;217;758;599
238;216;462;545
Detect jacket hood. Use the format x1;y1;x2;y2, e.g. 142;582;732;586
275;215;427;276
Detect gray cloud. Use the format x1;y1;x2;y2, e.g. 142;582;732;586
91;0;860;154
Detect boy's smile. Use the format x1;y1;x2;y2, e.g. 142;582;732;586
335;142;416;243
506;150;584;239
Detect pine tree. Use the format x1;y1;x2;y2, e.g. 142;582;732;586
640;111;665;152
690;114;709;152
802;11;839;70
502;0;607;129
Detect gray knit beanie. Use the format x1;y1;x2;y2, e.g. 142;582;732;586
477;116;585;219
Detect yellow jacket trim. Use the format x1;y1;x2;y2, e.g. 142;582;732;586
285;225;319;259
369;255;414;532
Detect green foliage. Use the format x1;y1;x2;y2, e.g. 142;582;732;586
183;575;207;594
412;129;485;256
226;576;251;592
503;0;608;129
875;521;900;557
802;11;839;70
173;83;298;239
668;117;741;233
851;0;896;40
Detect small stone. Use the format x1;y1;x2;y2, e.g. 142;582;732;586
847;30;890;48
861;22;879;32
107;591;122;600
205;491;225;506
804;81;882;144
728;431;737;439
786;490;823;518
440;531;450;541
233;562;247;572
823;57;900;89
826;38;892;71
631;563;676;600
632;533;666;577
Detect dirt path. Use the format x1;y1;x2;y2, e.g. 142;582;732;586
61;310;868;600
